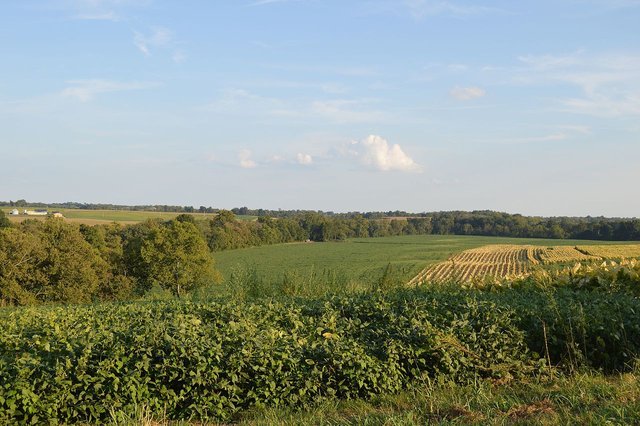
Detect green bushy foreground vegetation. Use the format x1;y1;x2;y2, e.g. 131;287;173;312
1;264;640;423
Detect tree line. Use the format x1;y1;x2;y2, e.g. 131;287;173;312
2;208;640;305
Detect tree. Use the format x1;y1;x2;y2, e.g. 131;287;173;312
0;210;11;228
0;218;109;305
140;219;220;297
80;223;135;301
0;228;46;305
38;218;109;303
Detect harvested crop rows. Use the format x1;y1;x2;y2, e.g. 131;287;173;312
408;245;533;285
538;246;599;263
577;244;640;259
409;243;640;285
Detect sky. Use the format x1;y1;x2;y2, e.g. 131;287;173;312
1;0;639;216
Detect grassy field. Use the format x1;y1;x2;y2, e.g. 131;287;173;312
2;207;256;225
213;234;640;288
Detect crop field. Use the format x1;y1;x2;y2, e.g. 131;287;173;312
1;207;256;225
578;244;640;259
213;235;637;292
411;243;640;285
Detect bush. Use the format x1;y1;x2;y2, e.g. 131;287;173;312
0;291;535;423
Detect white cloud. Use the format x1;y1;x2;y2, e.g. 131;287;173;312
172;50;187;64
133;27;173;56
61;79;157;102
516;51;640;117
310;99;386;124
205;89;389;124
355;135;421;172
68;0;151;20
238;149;257;169
296;153;313;165
248;0;304;6
450;86;486;100
73;11;119;21
404;0;503;19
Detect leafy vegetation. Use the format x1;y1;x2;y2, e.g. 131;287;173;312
0;218;216;305
1;280;639;423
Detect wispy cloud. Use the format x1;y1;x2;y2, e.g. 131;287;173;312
492;125;592;145
515;51;640;117
310;99;387;124
133;27;172;56
67;0;151;20
450;86;486;100
73;11;120;21
403;0;504;19
61;79;158;102
248;0;304;6
206;89;389;124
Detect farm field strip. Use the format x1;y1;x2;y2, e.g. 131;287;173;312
2;207;257;224
410;243;640;285
577;244;640;259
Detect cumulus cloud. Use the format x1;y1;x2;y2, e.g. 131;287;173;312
355;135;421;172
61;79;157;102
238;149;257;169
296;153;313;165
450;86;486;100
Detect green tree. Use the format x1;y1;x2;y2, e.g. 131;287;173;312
0;228;46;305
141;220;219;297
0;210;11;228
0;219;109;305
80;223;135;300
38;218;109;303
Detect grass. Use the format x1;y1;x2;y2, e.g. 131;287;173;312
2;207;256;224
213;234;640;289
233;370;640;425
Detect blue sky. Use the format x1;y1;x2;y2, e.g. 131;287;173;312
2;0;639;216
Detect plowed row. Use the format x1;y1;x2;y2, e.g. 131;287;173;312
408;243;640;285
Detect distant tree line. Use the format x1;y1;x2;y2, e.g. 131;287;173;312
2;207;640;305
3;200;638;241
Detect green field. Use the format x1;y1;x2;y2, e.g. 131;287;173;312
213;234;639;288
1;207;256;224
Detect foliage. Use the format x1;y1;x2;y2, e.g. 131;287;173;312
1;269;640;422
0;290;539;423
0;219;109;305
0;217;223;305
0;210;10;229
140;219;219;297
